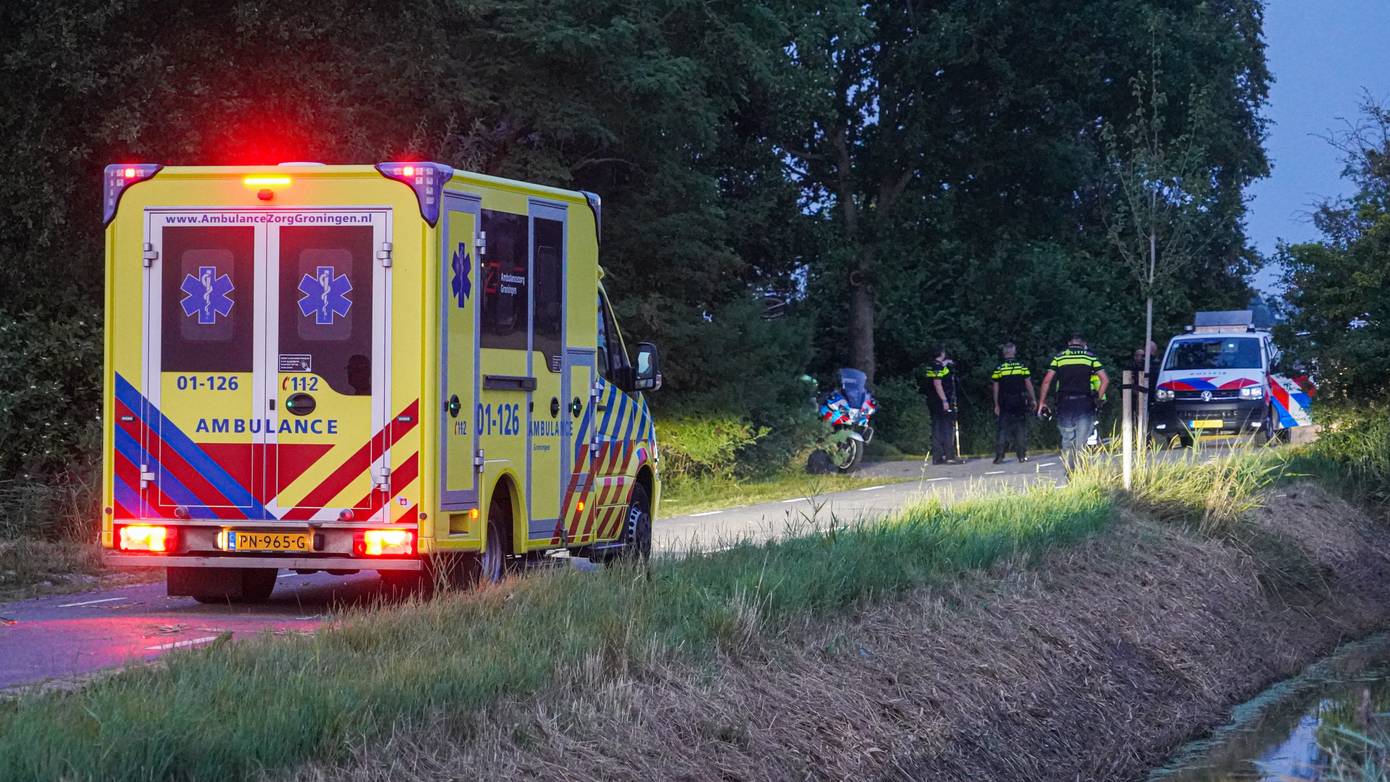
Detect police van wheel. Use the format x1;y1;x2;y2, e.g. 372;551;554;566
1261;406;1278;445
618;484;653;563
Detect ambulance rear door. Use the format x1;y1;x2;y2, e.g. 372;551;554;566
137;213;266;521
267;210;393;523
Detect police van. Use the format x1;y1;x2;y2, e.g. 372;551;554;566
100;162;662;601
1150;310;1310;445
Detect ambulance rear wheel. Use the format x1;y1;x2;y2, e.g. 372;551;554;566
179;566;276;604
236;568;277;603
476;492;509;585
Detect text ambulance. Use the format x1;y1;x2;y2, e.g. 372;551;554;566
1150;310;1310;445
100;163;662;601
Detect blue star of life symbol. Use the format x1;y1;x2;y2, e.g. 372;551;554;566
179;265;235;325
297;265;353;325
450;242;472;308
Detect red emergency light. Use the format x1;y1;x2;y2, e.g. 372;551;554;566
376;162;453;226
115;523;178;553
103;163;163;226
354;529;417;557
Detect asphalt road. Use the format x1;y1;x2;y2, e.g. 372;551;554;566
0;454;1067;691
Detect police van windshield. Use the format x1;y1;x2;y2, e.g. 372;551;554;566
1164;337;1263;371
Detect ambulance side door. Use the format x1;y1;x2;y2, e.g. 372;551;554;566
526;201;568;542
439;193;481;515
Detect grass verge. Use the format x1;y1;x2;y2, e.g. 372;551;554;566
659;468;913;517
0;482;1112;782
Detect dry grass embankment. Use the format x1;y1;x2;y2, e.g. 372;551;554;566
4;430;1389;781
287;482;1390;782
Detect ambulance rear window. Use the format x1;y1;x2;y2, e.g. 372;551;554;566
277;226;374;396
161;227;255;372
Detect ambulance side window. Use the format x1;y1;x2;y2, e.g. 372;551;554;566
278;226;374;396
161;226;255;372
532;217;564;373
480;210;529;351
596;292;628;381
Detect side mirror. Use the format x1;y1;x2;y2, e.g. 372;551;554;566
633;342;662;392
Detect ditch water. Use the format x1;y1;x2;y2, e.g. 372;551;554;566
1151;633;1390;781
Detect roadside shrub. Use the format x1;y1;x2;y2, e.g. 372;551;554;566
0;467;101;540
1294;406;1390;504
869;376;933;455
657;413;768;485
0;310;103;482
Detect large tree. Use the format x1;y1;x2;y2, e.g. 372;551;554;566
1280;96;1390;401
782;0;1267;389
0;0;806;478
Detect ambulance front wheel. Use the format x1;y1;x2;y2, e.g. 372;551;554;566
616;483;653;563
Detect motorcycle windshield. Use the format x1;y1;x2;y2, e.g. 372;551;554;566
839;368;868;408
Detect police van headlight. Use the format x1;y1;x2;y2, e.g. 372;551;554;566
1239;386;1265;400
1155;388;1175;402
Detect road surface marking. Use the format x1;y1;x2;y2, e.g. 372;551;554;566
857;485;887;492
926;477;950;482
1039;462;1059;468
58;597;126;608
147;636;218;652
781;497;809;504
690;510;722;517
984;470;1005;475
277;573;299;579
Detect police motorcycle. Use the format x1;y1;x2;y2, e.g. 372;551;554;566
815;368;879;472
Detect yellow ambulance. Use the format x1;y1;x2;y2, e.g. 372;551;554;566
100;162;662;601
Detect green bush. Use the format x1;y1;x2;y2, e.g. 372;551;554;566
657;413;768;485
1291;406;1390;504
869;376;933;455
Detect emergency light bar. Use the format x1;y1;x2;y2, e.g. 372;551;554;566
376;162;453;226
102;163;163;226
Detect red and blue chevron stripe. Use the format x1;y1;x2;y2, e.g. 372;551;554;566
113;373;268;519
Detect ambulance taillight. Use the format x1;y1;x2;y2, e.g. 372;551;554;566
375;162;453;226
115;524;177;553
102;163;162;226
355;529;416;557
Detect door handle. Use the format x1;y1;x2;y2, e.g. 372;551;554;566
550;397;561;418
569;398;582;418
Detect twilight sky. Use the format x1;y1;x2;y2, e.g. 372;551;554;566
1247;0;1390;292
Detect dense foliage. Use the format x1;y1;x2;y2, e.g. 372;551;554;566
0;0;1270;502
1279;98;1390;401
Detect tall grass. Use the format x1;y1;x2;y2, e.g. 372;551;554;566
0;483;1113;782
1070;438;1283;537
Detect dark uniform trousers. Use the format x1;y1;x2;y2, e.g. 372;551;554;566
995;409;1029;460
931;410;957;462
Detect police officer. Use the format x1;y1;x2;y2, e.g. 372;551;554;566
1037;333;1109;471
922;346;964;465
991;342;1035;464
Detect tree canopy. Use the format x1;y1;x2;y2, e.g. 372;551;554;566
1279;96;1390;401
0;0;1271;479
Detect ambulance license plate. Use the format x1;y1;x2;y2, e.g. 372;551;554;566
223;531;310;553
1191;420;1224;430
